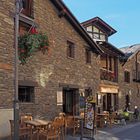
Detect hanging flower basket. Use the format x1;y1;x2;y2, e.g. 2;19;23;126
18;27;49;64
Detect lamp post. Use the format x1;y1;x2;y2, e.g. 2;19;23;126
14;0;20;139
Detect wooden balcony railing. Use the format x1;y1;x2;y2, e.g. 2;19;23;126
100;68;117;82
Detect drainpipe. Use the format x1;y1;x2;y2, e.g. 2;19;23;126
136;51;139;81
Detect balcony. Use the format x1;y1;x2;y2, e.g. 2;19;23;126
133;70;140;82
100;68;117;82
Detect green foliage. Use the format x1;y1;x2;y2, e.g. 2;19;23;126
18;32;49;64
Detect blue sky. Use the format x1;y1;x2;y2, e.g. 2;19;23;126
63;0;140;48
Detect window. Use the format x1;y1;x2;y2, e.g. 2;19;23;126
21;0;33;17
18;86;34;102
85;49;91;64
109;56;112;71
67;41;75;58
124;71;130;83
86;25;106;41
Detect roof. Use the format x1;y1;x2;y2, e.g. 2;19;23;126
96;41;125;57
50;0;103;54
81;17;117;36
120;44;140;59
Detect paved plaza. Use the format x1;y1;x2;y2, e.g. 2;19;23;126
66;122;140;140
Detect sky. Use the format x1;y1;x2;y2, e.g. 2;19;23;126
63;0;140;48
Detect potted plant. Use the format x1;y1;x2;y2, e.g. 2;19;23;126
18;27;49;64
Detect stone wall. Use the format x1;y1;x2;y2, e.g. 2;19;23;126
0;0;100;119
118;52;140;111
0;1;15;109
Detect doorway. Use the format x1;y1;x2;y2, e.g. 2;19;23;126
63;88;79;115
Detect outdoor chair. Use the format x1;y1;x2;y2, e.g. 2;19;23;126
103;111;112;128
109;112;117;124
65;116;80;136
9;120;32;140
96;115;104;128
39;122;61;140
52;116;65;140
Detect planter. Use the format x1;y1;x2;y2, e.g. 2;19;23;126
18;27;49;64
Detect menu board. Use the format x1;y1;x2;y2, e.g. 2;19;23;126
84;96;96;130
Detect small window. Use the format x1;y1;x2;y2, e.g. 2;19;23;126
124;71;130;83
21;0;33;17
85;49;91;64
86;26;92;32
18;86;34;103
67;41;75;58
109;56;112;71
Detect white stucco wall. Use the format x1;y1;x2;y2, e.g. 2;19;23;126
0;108;13;138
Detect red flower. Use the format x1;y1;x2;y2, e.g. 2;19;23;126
30;27;38;34
43;46;48;49
20;49;25;53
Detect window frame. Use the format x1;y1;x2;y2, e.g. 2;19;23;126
67;41;75;58
85;48;91;64
18;85;35;103
21;0;34;18
86;25;107;41
124;70;130;83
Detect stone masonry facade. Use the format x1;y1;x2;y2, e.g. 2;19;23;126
118;52;140;111
0;0;100;119
0;1;15;109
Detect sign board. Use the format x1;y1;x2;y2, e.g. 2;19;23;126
84;96;96;130
57;91;63;105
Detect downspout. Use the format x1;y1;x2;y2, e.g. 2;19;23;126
136;51;139;80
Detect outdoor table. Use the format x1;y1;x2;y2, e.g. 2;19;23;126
24;119;51;140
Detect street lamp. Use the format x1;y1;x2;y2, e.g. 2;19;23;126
14;0;21;139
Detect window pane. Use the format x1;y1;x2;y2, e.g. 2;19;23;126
18;86;34;102
124;71;130;83
100;34;106;41
86;26;92;32
85;49;91;63
93;33;99;39
93;26;99;33
67;41;75;58
21;0;33;17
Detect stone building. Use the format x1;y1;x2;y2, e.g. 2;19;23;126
119;44;140;111
82;17;124;113
0;0;103;123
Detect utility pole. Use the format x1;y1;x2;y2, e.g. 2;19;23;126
14;0;20;139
